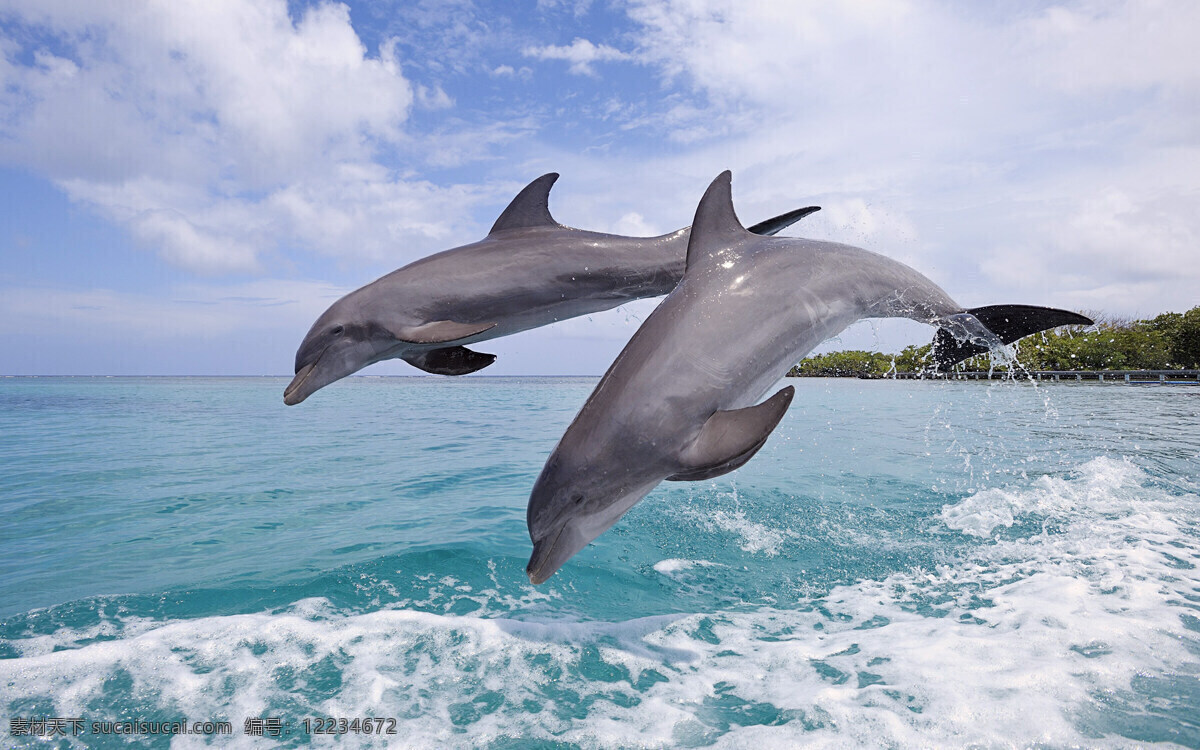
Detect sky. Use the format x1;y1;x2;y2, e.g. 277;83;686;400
1;0;1197;376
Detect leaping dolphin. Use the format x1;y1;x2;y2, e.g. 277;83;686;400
525;171;1091;584
284;174;819;405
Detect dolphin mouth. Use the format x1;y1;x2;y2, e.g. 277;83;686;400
526;526;565;585
284;359;319;405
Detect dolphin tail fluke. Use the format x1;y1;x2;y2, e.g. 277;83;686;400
747;206;820;236
932;305;1093;371
402;346;496;376
667;386;794;481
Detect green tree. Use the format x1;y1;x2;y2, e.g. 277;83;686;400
893;344;932;373
789;306;1199;376
1146;306;1200;368
788;350;894;377
1016;324;1170;370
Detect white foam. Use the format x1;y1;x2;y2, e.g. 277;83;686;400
2;457;1196;747
5;610;162;659
652;559;722;578
941;455;1149;537
691;508;787;555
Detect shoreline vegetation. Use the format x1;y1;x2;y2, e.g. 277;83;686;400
788;306;1200;378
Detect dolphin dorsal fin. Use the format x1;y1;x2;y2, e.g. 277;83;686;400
667;386;794;482
685;171;751;271
489;173;562;235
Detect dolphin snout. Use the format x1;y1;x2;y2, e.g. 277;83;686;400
526;527;566;585
526;562;551;586
284;361;317;405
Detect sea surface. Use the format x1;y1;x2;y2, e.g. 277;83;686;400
1;375;1198;748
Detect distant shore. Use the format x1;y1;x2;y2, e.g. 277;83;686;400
788;368;1200;383
790;306;1199;379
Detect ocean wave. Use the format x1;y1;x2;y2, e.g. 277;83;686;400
3;457;1197;747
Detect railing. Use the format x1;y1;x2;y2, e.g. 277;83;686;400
882;369;1200;383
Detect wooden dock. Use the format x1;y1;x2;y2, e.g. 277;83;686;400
880;369;1200;383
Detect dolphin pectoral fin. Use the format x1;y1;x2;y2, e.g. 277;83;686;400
747;206;820;236
402;346;496;376
666;453;761;482
396;320;498;345
932;305;1093;371
668;386;795;482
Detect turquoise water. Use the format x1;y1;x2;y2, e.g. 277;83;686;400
1;376;1198;748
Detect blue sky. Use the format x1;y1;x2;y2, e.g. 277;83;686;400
1;0;1197;376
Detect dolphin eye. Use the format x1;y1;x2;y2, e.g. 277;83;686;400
570;492;584;505
330;325;345;336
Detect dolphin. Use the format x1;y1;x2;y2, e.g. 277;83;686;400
284;174;819;405
525;171;1091;584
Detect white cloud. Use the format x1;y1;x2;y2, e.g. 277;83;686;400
523;38;631;76
416;83;455;109
416;118;541;169
808;198;918;254
1;1;411;184
0;276;657;376
130;210;263;275
265;168;491;262
0;279;348;341
0;0;494;273
488;63;532;80
0;278;356;375
610;211;661;236
577;0;1200;319
2;0;1198;374
536;0;595;17
1055;188;1197;282
1024;2;1200;94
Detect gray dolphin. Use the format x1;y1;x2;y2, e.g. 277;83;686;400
525;171;1090;584
284;174;819;405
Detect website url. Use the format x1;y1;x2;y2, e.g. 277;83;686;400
90;720;234;736
8;717;233;737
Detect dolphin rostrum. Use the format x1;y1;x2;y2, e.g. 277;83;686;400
284;174;820;405
525;171;1091;584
